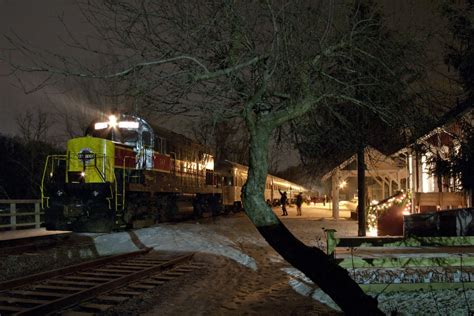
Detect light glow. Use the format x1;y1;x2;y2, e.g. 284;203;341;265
205;156;214;170
339;180;347;189
108;115;118;127
94;122;108;130
367;226;378;237
366;191;412;236
118;121;139;129
80;171;86;177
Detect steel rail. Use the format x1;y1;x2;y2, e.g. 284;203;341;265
0;248;151;291
15;253;194;315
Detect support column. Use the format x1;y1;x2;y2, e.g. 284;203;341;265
380;178;385;199
332;168;340;219
357;146;366;236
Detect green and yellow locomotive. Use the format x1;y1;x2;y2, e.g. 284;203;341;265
41;114;220;232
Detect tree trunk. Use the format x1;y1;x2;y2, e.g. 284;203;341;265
242;124;382;315
357;146;366;236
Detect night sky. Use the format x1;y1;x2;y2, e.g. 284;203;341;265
0;0;447;138
0;0;86;136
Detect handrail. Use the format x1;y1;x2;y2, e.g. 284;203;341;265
118;156;136;211
40;155;67;209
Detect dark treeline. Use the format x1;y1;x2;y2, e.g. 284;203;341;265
0;134;59;199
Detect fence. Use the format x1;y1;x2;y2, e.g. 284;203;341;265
0;200;42;230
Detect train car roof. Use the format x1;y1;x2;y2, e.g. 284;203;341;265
215;160;249;172
216;160;308;192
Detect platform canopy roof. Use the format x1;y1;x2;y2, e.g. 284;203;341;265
321;146;407;182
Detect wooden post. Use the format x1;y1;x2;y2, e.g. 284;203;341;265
332;169;340;219
357;146;366;236
35;202;41;228
380;177;385;199
325;228;337;258
389;177;393;196
10;202;16;230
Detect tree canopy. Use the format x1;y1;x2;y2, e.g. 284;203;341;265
2;1;432;313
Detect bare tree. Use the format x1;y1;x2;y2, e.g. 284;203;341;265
0;0;404;313
15;106;52;143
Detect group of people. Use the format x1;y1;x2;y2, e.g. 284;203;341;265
278;189;303;216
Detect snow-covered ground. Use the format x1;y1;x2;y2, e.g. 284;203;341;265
82;204;474;315
2;203;472;315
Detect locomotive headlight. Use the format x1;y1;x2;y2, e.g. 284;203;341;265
118;121;139;129
108;115;118;127
94;122;108;130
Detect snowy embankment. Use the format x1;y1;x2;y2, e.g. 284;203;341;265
80;205;474;315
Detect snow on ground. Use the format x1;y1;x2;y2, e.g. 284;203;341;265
77;203;474;315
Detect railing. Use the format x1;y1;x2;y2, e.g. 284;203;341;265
41;155;67;209
0;199;42;230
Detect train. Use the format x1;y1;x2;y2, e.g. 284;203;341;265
40;114;307;232
216;160;307;209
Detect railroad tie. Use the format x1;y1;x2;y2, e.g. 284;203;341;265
95;268;138;273
113;290;142;296
61;311;95;316
141;279;166;286
0;296;47;305
80;302;115;312
164;271;185;276
34;284;83;292
47;280;99;287
127;283;155;290
9;290;65;298
173;268;194;272
96;295;129;303
152;275;175;281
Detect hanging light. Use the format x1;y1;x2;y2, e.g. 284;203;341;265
339;180;347;189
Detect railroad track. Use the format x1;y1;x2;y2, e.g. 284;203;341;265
0;249;202;315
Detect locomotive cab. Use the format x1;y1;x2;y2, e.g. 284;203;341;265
86;114;155;170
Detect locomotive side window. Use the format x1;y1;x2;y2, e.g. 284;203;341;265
121;129;138;146
155;136;168;154
161;138;167;154
155;136;162;153
142;131;151;147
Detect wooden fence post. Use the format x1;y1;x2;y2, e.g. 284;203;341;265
35;202;41;228
10;202;16;230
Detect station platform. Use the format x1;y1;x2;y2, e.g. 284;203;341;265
0;228;70;243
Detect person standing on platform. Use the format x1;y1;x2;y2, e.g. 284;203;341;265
296;192;303;216
278;189;288;216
